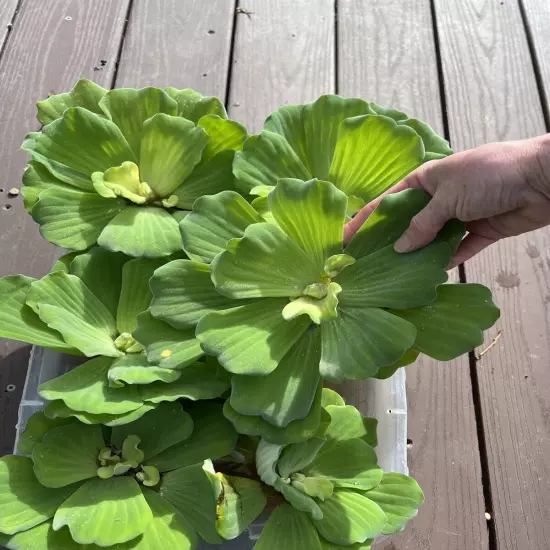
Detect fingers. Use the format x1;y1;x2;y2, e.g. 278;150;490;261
448;233;496;269
394;194;451;252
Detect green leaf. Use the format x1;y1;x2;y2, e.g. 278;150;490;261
107;354;181;386
399;118;452;159
180;190;263;263
37;79;107;125
21;161;73;213
254;503;323;550
278;438;326;478
39;356;142;415
233;131;311;194
31;187;126;250
323;405;378;448
277;481;323;520
314;489;387;545
367;103;408;121
305;439;383;490
164;88;227;122
146;402;237;472
256;439;284;486
390;283;500;360
0;276;78;353
139;113;208;197
215;474;266;540
198;115;247;160
27;271;120;357
32;423;104;487
98;206;182;258
196;299;311;375
328;115;424;202
337;242;450;309
362;473;424;535
159;462;222;544
268;178;346;270
98;87;178;158
320;306;417;381
0;520;88;550
17;412;74;455
134;311;204;369
211;222;322;299
230;328;321;427
24;107;136;182
53;477;152;545
374;348;420;380
150;260;235;329
319;536;373;550
111;402;193;461
0;456;76;535
321;388;345;407
116;258;164;334
283;281;342;325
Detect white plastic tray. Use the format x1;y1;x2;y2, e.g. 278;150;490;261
15;346;408;548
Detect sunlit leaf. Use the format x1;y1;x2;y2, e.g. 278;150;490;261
164;88;227;122
277;438;326;479
107;354;181;387
198;115;247;160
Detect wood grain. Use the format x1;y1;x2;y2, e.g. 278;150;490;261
227;0;335;131
0;0;18;50
116;0;236;96
339;2;489;549
0;0;130;455
435;0;550;548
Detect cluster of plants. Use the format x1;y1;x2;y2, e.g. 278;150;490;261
0;80;500;549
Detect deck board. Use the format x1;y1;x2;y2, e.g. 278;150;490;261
435;0;550;548
338;3;489;548
0;0;130;454
0;0;18;49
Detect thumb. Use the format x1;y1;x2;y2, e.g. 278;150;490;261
394;194;451;252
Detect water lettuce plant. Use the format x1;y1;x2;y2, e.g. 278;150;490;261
0;84;503;548
22;80;246;257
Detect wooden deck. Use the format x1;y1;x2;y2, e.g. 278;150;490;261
0;1;549;548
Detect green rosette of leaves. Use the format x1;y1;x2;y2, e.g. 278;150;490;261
253;388;424;549
148;177;499;441
233;95;453;217
21;79;247;257
0;247;229;425
0;401;252;549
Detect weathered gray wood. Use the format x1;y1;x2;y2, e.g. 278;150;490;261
116;0;236;96
0;0;131;455
228;0;335;132
0;0;18;49
338;3;490;549
435;0;550;548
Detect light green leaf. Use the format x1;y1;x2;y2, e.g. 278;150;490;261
53;477;152;545
107;354;181;386
196;299;311;375
21;162;74;213
0;276;78;353
116;257;164;334
39;356;142;415
0;456;76;535
98;87;178;158
92;161;150;203
215;474;266;540
328;115;424;202
314;489;387;545
37;79;107;126
24;107;136;182
0;520;89;550
399;118;452;159
320;536;373;550
321;388;346;408
278;438;326;478
17;412;74;455
374;348;420;380
98;206;182;258
198;115;247;160
134;311;204;369
159;462;222;544
305;439;383;490
256;439;284;486
268;178;346;270
146;402;236;472
32;423;104;487
323;405;378;448
367;103;407;121
150;260;235;329
320;306;416;381
111;402;193;460
31;187;126;250
277;481;323;520
390;283;500;360
164;88;226;122
52;251;83;273
283;281;342;325
362;473;424;535
251;195;277;224
230;328;321;427
211;222;323;299
139;113;208;197
180;190;263;263
254;503;323;550
337;242;449;309
233;131;311;194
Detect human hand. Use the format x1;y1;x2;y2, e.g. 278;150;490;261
344;135;550;268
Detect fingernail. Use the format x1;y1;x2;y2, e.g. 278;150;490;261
394;235;413;253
